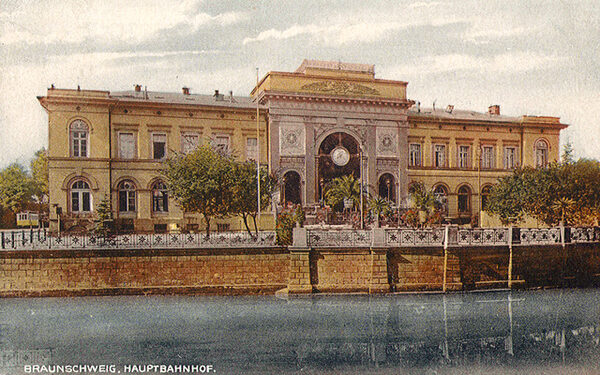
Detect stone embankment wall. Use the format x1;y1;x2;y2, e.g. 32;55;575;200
0;248;289;297
1;234;600;297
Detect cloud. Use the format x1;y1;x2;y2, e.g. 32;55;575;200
243;17;460;46
386;52;569;76
408;1;442;9
0;1;248;46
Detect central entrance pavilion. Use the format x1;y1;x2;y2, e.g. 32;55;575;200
252;60;414;208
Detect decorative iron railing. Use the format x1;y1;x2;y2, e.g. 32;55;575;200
0;230;277;250
457;228;509;246
571;227;600;243
307;230;372;248
385;228;445;247
519;228;562;245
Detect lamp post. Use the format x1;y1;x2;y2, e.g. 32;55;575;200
359;145;364;230
386;178;391;201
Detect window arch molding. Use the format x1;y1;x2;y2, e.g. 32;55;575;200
113;176;143;191
61;172;99;191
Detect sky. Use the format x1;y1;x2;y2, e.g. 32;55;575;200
1;0;599;168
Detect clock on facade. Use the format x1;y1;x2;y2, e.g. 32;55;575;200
331;146;350;166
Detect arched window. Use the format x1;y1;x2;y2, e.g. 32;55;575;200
70;120;89;157
535;139;548;168
282;171;301;205
71;180;91;213
378;173;396;203
481;185;492;211
458;185;471;214
118;180;136;212
152;181;168;212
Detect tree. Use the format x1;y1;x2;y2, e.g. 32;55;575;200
0;163;34;215
486;159;600;226
367;196;392;227
230;162;277;235
561;141;575;164
324;175;362;212
94;194;113;235
162;145;235;235
30;148;49;201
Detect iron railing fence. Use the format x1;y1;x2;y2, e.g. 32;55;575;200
385;228;445;247
2;226;600;250
457;228;509;246
0;230;277;250
307;230;372;248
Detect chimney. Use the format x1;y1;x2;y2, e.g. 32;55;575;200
134;84;142;92
445;104;454;113
182;87;190;95
416;101;420;113
229;90;235;102
213;90;224;101
488;105;500;115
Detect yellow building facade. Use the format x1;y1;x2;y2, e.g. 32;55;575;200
39;87;270;233
39;60;567;232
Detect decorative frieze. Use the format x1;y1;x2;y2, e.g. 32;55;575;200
376;127;398;157
280;124;305;156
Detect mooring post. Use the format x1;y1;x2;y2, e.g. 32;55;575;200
443;224;449;293
508;225;513;289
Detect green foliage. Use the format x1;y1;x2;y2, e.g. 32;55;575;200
324;175;362;212
162;145;236;235
0;163;34;214
276;204;304;246
230;162;277;235
406;182;442;226
30;148;49;200
94;194;113;235
367;196;392;226
562;141;575;164
486;159;600;226
409;182;436;212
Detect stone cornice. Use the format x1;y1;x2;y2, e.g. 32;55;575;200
258;90;414;108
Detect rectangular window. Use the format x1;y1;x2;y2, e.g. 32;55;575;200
504;147;517;169
152;133;167;160
434;144;446;168
409;144;421;167
246;137;258;161
458;145;470;169
71;132;88;157
118;191;128;212
118;133;136;159
481;146;495;169
214;135;230;153
71;192;79;212
181;133;200;154
82;192;91;212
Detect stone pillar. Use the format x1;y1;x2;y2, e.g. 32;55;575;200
304;122;315;204
288;247;312;294
369;248;389;293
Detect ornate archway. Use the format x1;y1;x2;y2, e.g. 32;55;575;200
378;173;396;203
317;132;361;201
282;170;301;205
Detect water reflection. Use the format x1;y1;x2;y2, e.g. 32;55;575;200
1;289;599;374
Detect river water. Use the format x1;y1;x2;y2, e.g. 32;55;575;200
1;289;599;374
